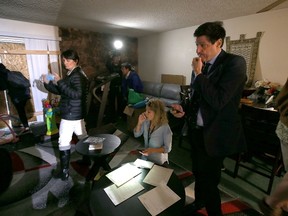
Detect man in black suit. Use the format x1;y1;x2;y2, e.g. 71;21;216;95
171;21;247;215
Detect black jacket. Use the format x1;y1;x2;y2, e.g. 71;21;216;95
44;66;88;120
192;50;247;157
7;86;31;104
0;67;31;104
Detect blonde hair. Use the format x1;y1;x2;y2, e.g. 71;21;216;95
146;99;168;126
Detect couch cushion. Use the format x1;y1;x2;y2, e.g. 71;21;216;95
142;81;163;98
160;83;181;101
159;98;180;107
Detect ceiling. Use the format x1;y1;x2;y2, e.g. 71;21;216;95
0;0;288;38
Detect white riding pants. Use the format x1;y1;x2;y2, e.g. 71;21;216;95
58;119;88;151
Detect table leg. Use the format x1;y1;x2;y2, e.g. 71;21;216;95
86;162;100;181
85;156;112;182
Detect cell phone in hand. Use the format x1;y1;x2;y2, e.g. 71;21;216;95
167;106;182;113
137;149;144;153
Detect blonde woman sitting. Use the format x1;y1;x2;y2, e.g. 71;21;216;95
134;99;172;166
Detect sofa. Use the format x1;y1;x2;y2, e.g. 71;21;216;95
125;81;182;131
141;81;182;106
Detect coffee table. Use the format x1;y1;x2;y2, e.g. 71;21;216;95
75;134;121;181
89;165;185;216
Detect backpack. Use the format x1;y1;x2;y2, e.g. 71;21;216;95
7;71;31;88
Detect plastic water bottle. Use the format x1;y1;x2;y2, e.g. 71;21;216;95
47;74;55;81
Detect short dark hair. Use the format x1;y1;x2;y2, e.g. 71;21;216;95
194;21;226;47
61;49;80;63
121;62;132;70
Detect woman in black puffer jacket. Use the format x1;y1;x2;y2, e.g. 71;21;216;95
43;49;89;180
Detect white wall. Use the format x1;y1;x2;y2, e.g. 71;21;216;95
138;8;288;86
0;18;59;40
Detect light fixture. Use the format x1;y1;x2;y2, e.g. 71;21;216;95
113;40;123;50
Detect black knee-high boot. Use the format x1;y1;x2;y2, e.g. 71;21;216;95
59;150;70;181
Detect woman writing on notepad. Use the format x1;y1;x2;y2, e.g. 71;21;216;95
134;99;172;165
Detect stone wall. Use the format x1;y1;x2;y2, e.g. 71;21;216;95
59;28;138;79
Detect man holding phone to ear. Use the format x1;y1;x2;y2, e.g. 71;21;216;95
171;21;247;215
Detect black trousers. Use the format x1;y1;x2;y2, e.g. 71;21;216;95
12;100;29;128
108;85;123;116
189;127;224;216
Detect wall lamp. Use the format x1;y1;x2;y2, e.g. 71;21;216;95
113;40;123;50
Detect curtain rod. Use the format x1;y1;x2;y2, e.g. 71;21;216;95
0;31;62;41
0;49;60;55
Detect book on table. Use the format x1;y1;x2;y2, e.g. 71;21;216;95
88;143;103;150
84;136;105;151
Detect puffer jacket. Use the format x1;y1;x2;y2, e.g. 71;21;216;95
44;66;88;120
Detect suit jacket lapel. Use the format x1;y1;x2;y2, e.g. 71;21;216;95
207;50;229;82
209;50;226;73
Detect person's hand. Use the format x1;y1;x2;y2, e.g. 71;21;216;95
192;57;204;75
51;72;61;82
41;74;49;84
170;104;185;118
138;112;147;125
139;148;152;156
135;112;146;132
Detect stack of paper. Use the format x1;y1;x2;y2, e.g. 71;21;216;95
103;161;180;214
104;178;144;206
138;184;181;216
104;163;143;206
143;165;173;186
133;158;154;169
106;163;142;187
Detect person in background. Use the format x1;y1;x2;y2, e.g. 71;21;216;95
0;148;13;194
43;49;89;180
134;99;172;165
0;63;31;134
121;62;143;109
106;52;122;120
170;21;247;215
0;63;8;90
259;78;288;216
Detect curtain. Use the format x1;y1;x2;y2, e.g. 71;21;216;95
25;39;60;121
47;41;61;75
